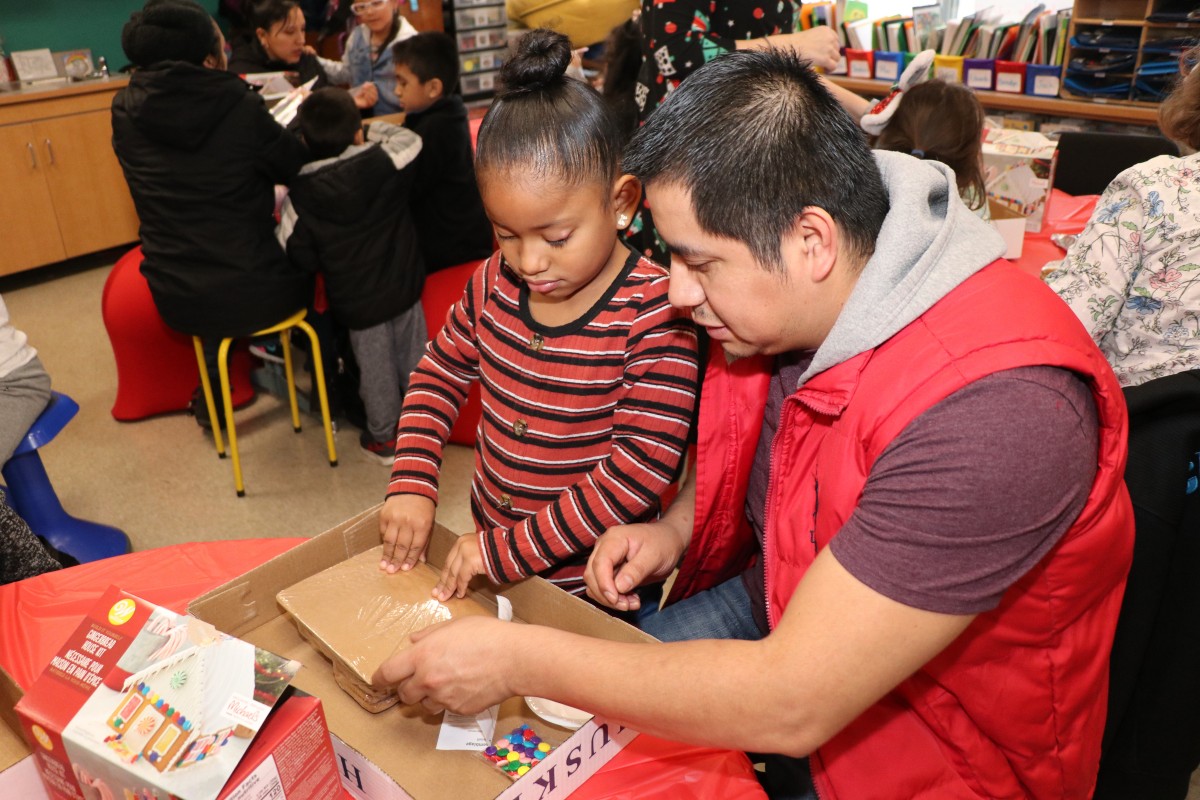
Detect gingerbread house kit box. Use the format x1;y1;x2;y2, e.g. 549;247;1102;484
982;127;1059;234
14;586;302;800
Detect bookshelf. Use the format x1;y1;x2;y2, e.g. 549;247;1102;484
1061;0;1198;106
828;75;1159;124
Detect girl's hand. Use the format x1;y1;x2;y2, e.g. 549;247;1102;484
433;534;486;601
352;81;379;109
302;44;318;56
380;494;436;572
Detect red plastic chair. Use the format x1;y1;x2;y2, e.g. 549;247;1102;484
102;246;255;421
420;260;484;446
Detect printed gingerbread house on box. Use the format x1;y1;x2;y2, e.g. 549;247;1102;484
15;587;300;800
103;644;237;773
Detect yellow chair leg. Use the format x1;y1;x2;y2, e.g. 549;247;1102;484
281;330;301;432
295;319;338;467
191;337;226;457
217;338;244;497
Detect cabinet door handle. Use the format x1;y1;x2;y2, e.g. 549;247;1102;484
27;142;37;168
44;138;55;165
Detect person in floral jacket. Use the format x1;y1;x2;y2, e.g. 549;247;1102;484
1045;46;1200;387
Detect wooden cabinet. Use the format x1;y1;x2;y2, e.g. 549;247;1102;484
0;78;139;276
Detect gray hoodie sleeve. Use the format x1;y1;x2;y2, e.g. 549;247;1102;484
365;121;423;170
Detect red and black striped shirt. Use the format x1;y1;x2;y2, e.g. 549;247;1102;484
388;247;700;595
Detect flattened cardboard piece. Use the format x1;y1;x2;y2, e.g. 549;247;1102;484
0;666;29;772
14;587;300;800
276;547;496;713
189;506;652;800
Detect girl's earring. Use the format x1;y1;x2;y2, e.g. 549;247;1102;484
617;214;629;228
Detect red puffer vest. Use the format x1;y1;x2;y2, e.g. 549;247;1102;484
670;261;1134;799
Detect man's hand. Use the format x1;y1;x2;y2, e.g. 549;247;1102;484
379;494;436;573
584;521;687;611
372;617;519;715
432;534;486;601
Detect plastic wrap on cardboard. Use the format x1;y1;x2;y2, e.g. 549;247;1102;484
277;545;496;713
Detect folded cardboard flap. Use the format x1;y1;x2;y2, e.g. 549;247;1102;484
191;506;381;637
189;507;654;799
0;666;29;773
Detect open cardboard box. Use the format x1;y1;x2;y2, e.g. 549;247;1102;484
989;200;1026;260
186;505;654;800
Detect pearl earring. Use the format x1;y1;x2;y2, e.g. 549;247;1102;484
617;214;629;228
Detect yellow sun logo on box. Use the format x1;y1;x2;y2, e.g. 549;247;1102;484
108;599;136;626
31;724;52;751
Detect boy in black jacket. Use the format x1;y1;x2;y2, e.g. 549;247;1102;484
278;88;426;462
391;33;493;273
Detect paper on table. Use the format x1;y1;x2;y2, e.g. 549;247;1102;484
435;596;512;751
270;77;318;127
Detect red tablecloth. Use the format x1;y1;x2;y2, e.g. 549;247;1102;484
0;540;765;799
1008;189;1101;278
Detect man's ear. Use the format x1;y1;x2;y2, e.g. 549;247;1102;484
781;207;839;284
425;77;444;101
611;174;642;228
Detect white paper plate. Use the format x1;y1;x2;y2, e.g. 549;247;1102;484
524;696;592;730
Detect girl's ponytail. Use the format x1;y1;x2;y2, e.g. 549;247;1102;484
498;28;572;97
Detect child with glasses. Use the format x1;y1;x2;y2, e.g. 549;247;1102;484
319;0;418;117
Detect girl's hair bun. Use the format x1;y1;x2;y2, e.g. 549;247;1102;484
498;28;572;97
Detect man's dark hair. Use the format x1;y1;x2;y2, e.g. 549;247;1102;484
122;0;221;68
297;88;362;160
623;49;889;271
391;32;459;94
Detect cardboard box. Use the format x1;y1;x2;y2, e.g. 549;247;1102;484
188;506;653;800
983;128;1058;233
988;200;1026;259
3;686;343;800
13;588;302;800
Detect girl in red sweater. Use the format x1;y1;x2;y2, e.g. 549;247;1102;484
378;29;700;602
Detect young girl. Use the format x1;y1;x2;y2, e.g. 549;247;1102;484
870;79;990;218
320;0;417;116
824;52;989;218
378;28;700;603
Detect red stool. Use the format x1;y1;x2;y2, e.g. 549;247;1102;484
102;246;255;421
420;261;484;446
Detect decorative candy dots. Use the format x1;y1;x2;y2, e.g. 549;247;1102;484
483;725;554;781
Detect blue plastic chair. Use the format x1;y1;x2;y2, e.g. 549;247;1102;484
1;391;131;563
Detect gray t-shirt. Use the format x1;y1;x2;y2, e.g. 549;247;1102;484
743;355;1099;634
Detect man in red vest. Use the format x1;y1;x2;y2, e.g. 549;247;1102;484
374;49;1133;799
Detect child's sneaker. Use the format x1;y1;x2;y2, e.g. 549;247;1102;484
249;340;286;364
360;433;395;465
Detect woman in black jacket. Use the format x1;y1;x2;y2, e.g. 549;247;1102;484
227;0;330;88
112;0;312;420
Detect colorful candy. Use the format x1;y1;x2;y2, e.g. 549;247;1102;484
483;724;555;781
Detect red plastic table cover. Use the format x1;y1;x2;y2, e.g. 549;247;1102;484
0;539;765;800
1007;189;1101;278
